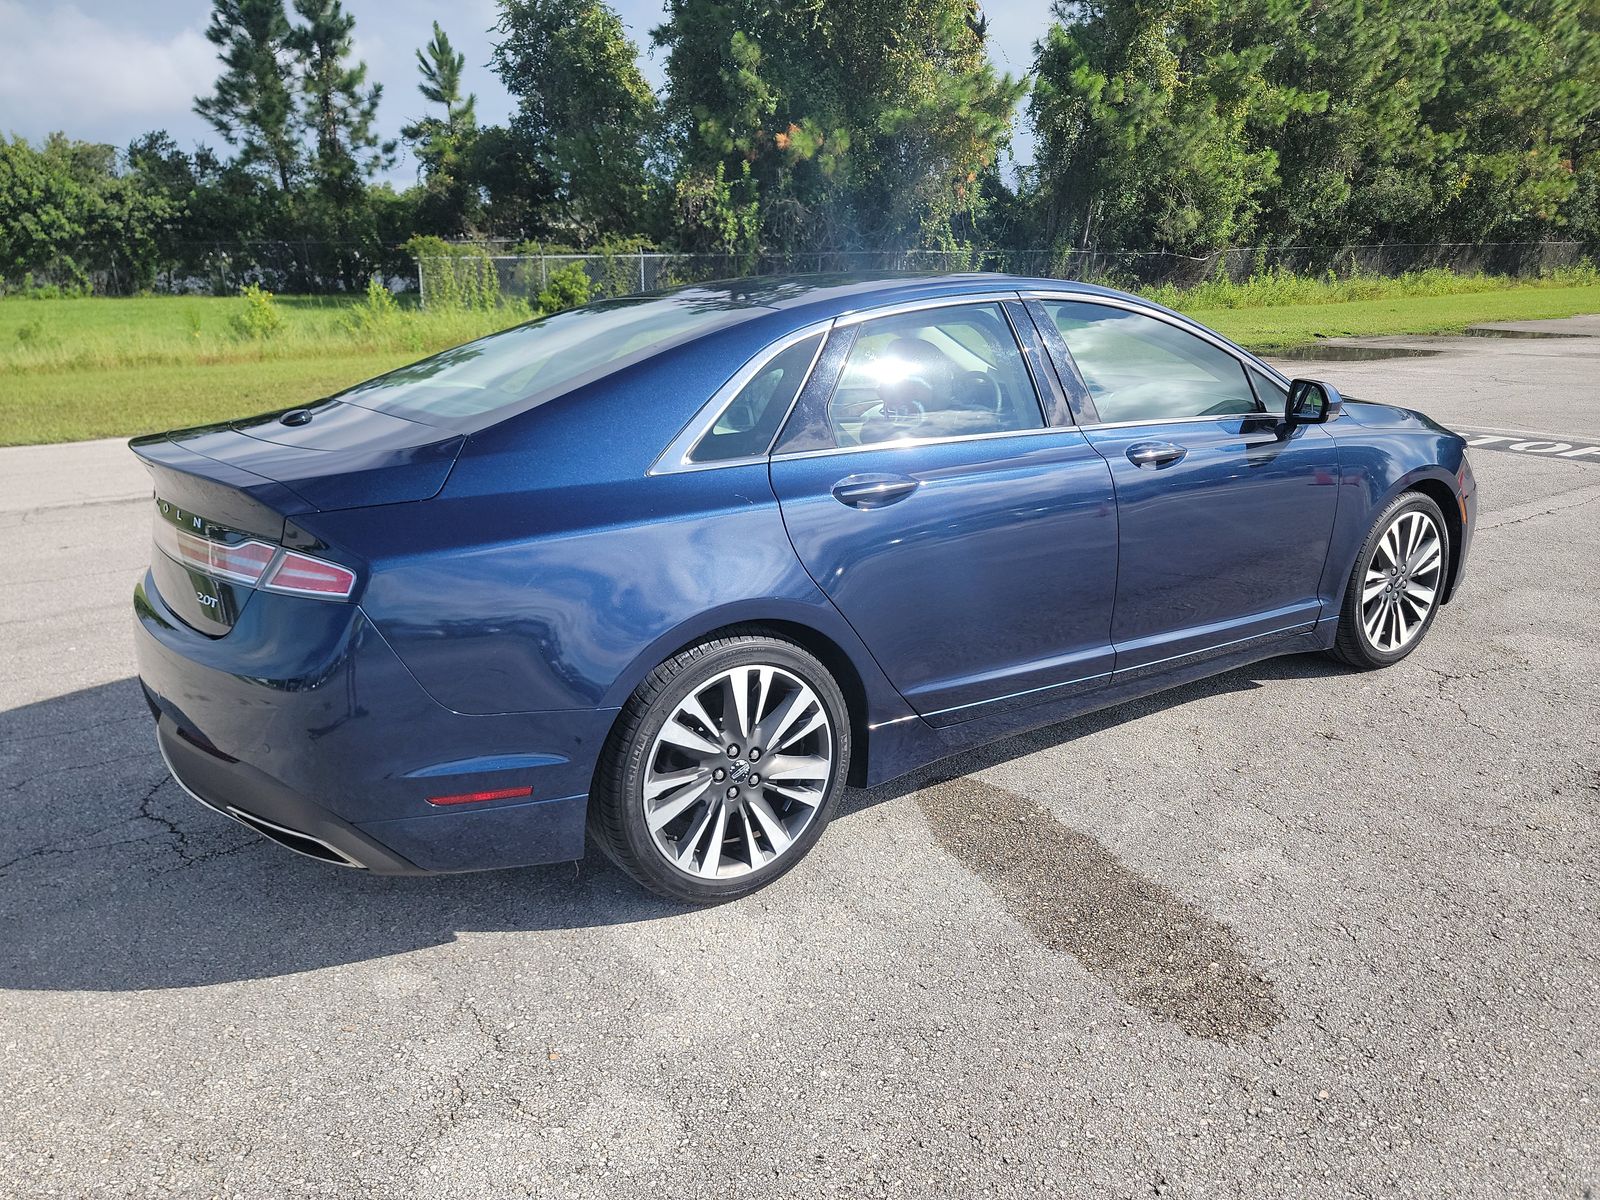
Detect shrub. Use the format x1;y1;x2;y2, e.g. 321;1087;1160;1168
405;235;502;311
229;283;285;340
537;262;592;313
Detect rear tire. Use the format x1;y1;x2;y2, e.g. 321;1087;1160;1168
1329;491;1449;669
588;630;851;904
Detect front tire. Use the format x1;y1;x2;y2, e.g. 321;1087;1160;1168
1329;491;1449;669
589;630;851;903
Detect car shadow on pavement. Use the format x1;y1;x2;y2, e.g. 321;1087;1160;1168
0;656;1348;993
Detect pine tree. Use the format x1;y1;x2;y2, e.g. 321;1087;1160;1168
402;22;482;236
491;0;660;241
287;0;392;199
415;22;476;135
193;0;302;192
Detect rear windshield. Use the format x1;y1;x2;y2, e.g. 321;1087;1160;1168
336;293;757;427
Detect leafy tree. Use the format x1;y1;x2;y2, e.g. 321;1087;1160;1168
655;0;1024;253
287;0;393;199
0;135;177;292
1026;0;1317;256
491;0;661;241
194;0;303;192
401;22;482;236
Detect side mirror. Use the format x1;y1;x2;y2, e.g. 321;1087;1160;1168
1286;378;1343;425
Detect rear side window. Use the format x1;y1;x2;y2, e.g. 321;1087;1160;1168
1042;300;1262;423
336;294;754;429
829;303;1044;448
690;334;824;463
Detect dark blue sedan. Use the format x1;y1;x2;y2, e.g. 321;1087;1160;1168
132;274;1477;901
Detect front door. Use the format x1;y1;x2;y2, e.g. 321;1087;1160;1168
1034;298;1341;673
770;300;1118;725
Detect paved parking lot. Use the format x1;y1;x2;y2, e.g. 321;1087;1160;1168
1;319;1596;1198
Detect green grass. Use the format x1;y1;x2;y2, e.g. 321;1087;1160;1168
1192;284;1600;353
2;272;1599;445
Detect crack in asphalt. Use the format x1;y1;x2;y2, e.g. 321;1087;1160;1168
0;776;254;881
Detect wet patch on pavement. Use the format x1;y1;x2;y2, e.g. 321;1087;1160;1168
1462;326;1590;339
915;775;1281;1043
1275;344;1442;362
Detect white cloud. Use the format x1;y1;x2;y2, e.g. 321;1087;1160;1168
0;1;215;142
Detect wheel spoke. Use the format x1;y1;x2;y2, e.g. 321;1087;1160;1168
774;708;827;752
724;668;754;740
646;775;713;832
746;794;794;854
764;754;830;782
644;765;708;802
767;782;822;809
675;800;719;870
658;716;720;759
739;806;767;868
1400;592;1431;623
1410;538;1442;577
754;686;815;752
699;803;729;877
1392;599;1412;646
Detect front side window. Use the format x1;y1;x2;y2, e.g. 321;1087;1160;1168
689;334;824;463
1042;301;1262;423
828;303;1044;448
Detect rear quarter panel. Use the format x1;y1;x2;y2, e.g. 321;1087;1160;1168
302;350;917;743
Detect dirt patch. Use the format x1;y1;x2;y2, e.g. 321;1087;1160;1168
916;775;1281;1042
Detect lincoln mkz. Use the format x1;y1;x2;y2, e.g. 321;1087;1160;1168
132;275;1477;901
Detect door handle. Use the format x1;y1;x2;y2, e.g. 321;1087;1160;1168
1126;441;1187;469
830;474;920;509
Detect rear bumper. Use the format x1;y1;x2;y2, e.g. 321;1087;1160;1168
135;572;616;874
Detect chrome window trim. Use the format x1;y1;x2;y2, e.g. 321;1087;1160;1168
769;422;1081;464
1074;412;1286;433
1021;289;1295;391
650;320;833;475
831;290;1022;326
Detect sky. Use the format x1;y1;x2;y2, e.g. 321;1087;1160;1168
0;0;1051;183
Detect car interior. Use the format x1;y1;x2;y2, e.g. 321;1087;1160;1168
829;305;1044;447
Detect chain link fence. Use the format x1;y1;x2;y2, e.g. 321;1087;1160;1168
415;241;1598;307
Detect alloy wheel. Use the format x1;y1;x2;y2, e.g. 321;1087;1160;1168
1360;510;1444;653
642;665;835;879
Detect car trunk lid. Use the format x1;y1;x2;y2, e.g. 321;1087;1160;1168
129;402;464;636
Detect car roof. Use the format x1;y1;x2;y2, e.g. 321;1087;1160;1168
641;272;1142;323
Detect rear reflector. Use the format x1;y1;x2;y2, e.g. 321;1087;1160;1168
261;551;358;599
426;785;533;807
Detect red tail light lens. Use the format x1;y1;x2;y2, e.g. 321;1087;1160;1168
261;551;358;599
426;786;533;807
154;521;277;585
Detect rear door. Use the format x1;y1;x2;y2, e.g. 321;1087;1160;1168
1030;297;1340;674
769;298;1118;726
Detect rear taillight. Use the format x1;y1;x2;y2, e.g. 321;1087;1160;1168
261;551;358;599
153;518;357;600
154;521;277;586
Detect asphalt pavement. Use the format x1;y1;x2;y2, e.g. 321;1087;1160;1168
0;319;1595;1198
